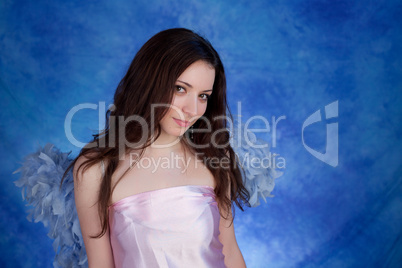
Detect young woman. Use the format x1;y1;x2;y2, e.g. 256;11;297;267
69;28;250;268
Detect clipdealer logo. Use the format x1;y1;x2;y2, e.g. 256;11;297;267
64;100;339;167
302;100;339;167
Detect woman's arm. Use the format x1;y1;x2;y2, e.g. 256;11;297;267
218;172;247;268
218;209;247;268
74;156;115;268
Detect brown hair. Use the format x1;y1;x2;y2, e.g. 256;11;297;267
62;28;250;238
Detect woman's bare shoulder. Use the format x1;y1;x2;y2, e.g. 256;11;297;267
73;153;103;185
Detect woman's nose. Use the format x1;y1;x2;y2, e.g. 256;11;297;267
182;95;198;118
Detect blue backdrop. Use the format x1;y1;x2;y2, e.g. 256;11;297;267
1;0;401;267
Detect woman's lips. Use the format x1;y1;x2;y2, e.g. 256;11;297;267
173;118;191;127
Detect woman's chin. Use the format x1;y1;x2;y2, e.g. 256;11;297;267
164;128;188;139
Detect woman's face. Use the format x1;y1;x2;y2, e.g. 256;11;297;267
159;60;216;140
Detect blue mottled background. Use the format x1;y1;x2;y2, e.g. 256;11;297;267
1;0;401;267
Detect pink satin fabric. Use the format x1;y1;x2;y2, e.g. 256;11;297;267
108;185;226;268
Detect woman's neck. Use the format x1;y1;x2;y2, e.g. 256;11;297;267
148;135;185;155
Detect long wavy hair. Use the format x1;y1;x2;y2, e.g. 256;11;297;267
62;28;250;238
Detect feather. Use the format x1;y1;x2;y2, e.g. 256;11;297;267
14;143;88;268
230;123;283;207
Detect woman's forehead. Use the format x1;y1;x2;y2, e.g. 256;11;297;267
177;61;215;91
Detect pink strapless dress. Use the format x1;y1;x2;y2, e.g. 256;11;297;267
108;185;226;268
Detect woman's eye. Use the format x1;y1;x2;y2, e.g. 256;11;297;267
200;94;210;101
176;86;185;92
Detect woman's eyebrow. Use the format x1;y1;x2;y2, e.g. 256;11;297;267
177;80;213;92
